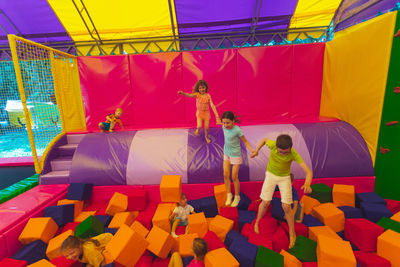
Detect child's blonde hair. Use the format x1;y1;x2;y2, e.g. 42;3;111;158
61;235;100;252
192;80;209;93
192;238;208;261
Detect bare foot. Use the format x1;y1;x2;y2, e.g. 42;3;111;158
195;129;199;136
254;223;259;235
289;233;296;249
205;136;211;144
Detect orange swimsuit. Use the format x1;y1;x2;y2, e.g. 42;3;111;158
195;92;211;121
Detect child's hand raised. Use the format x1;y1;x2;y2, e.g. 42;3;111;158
216;118;222;125
177;91;183;95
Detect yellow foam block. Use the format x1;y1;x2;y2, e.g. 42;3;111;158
205;247;239;267
57;199;83;218
311;203;345;232
300;195;321;215
146;226;175;259
152;203;175;233
317;235;356;267
160;175;181;203
74;211;96;222
308;226;341;243
333;184;355;207
377;229;400;266
178;233;199;257
209;215;234;242
105;224;149;266
214;184;227;208
108;212;136;229
187;212;208;238
19;217;58;245
106;192;128;216
46;230;73;260
130;220;149;238
391;211;400;223
280;249;302;267
27;259;55;267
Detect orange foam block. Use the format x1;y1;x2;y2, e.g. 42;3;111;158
146;226;175;259
280;249;302;267
377;229;400;266
108;211;137;229
187;212;208;238
178;233;199;257
27;259;55;267
105;224;149;266
130;220;149;238
205;247;239;267
209;215;234;242
74;211;96;222
19;217;58;245
46;230;73;260
317;235;356;267
311;203;345;232
300;195;320;215
214;184;227;208
160;175;181;203
152;203;176;233
333;184;355;207
391;211;400;223
57;199;83;218
105;192;128;216
308;226;341;243
102;249;114;265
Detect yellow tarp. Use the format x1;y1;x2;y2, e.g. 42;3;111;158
288;0;341;40
320;12;396;165
48;0;178;54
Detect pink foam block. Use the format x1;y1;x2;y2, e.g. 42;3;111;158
203;231;226;251
354;251;391;267
250;217;278;237
345;218;385;252
128;188;147;211
219;207;239;231
248;232;273;249
271;226;289;252
0;258;27;267
278;221;308;239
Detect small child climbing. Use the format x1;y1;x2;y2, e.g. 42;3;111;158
98;107;124;132
170;193;195;238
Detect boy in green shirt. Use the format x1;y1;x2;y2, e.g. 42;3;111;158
251;134;312;248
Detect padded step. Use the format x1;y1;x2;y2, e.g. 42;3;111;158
40;170;70;184
50;156;73;171
58;144;78;156
67;134;86;144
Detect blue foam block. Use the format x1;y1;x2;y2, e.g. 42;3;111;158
104;228;118;235
44;204;74;226
188;199;201;213
302;215;324;227
229;239;258;267
199;196;218;218
237;192;251;210
238;210;256;231
337;206;363;219
183;256;194;267
356;192;386;207
224;230;248;249
95;215;113;228
271;197;285;221
360;202;392;223
12;240;47;265
67;183;93;200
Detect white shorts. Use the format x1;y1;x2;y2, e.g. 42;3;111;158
223;155;242;165
260;171;293;204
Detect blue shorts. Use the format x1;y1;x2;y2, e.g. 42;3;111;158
175;217;188;226
101;122;111;130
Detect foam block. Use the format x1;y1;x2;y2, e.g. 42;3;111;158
151;257;170;267
187;212;208;238
44;204;74;227
311;203;345;232
317;235;357;267
74;215;104;238
209;215;234;242
248;232;273;249
377;229;400;266
353;251;391;267
224;230;247;249
135;210;154;230
146;226;175;259
105;192;128;216
237;192;251;210
345;218;384;252
27;259;55;266
12;240;47;265
134;255;153;267
377;217;400;234
60;222;79;234
300;195;321;215
19;217;58;245
271;197;285;221
271;226;289;252
278;221;308;239
160;175;181;203
214;184;226;208
360;202;392;223
66;183;93;201
127;188;147;211
203;231;225;251
94;215;112;228
130;220;149;238
0;258;28;267
57;200;83;218
251;217;278;237
238;210;256;232
106;224;149;266
310;183;332;203
46;230;74;260
229;239;258;267
74;211;96;222
392;211;400;223
108;211;136;229
104;228;118;235
198;196;219;218
288;235;317;262
279;250;302;267
338;206;363;219
386;199;400;214
152;203;175;233
302;263;318;267
204;247;239;267
302;214;324;227
50;257;81;267
219;207;238;230
308;226;341;242
356;192;386;207
255;245;283;267
333;184;355;207
178;233;198;257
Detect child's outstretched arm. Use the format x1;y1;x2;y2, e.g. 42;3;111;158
178;91;196;98
299;162;313;194
118;119;124;129
240;135;256;155
251;137;270;157
209;97;221;125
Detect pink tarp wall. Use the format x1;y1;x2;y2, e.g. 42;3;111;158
78;43;325;131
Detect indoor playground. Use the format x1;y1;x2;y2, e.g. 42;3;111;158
1;1;400;266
